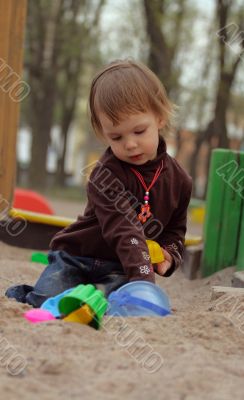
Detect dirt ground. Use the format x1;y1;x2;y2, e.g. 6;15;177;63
0;199;243;399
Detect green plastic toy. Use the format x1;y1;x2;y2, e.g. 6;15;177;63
59;284;108;329
31;252;48;265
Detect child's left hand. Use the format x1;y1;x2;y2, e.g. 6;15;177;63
153;248;173;276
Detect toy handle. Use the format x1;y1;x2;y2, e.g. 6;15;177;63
146;240;165;264
109;292;170;316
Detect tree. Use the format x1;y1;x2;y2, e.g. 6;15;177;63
189;0;244;196
25;0;105;188
143;0;191;95
26;0;62;188
55;0;105;186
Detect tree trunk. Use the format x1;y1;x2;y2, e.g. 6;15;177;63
56;110;72;186
143;0;187;94
54;0;105;186
29;75;56;188
143;0;172;92
189;0;244;197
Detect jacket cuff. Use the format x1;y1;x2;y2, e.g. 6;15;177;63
162;258;176;277
129;271;155;283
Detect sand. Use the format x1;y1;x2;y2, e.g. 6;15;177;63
0;240;243;400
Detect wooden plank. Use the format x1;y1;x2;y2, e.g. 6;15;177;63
217;151;243;269
202;149;244;276
182;244;203;280
0;1;11;178
211;285;244;301
201;150;231;276
236;152;244;271
237;212;244;271
232;272;244;288
0;0;27;212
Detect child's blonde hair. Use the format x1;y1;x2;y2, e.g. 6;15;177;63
89;59;175;138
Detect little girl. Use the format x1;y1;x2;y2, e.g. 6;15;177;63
6;59;192;307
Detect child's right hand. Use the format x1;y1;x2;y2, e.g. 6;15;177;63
153;248;173;276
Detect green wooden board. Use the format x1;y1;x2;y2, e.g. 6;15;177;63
236;151;244;270
202;149;244;276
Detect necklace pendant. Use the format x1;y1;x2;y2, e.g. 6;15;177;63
138;204;152;224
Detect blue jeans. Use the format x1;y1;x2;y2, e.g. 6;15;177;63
5;250;129;308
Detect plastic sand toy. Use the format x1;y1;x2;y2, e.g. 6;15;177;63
59;284;108;329
107;281;171;317
63;304;94;324
24;309;56;323
146;240;165;264
24;285;108;329
41;288;74;317
31;252;49;265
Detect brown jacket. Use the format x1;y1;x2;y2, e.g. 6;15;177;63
50;136;192;282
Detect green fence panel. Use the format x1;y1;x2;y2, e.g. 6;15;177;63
236;152;244;271
217;151;243;268
237;212;244;270
202;150;231;276
202;149;243;276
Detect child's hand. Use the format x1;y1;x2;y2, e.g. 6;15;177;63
153;248;173;276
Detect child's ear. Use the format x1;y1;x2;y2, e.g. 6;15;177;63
158;118;166;129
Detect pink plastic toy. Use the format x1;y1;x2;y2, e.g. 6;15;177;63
24;309;56;323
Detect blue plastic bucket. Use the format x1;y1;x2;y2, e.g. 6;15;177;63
106;281;171;317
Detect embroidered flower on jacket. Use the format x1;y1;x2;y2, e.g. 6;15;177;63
142;251;150;261
130;237;139;245
165;243;178;252
164;243;183;264
139;265;151;274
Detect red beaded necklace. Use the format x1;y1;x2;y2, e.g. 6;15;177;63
130;160;164;224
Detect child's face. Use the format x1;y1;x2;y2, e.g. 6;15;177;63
98;111;165;165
